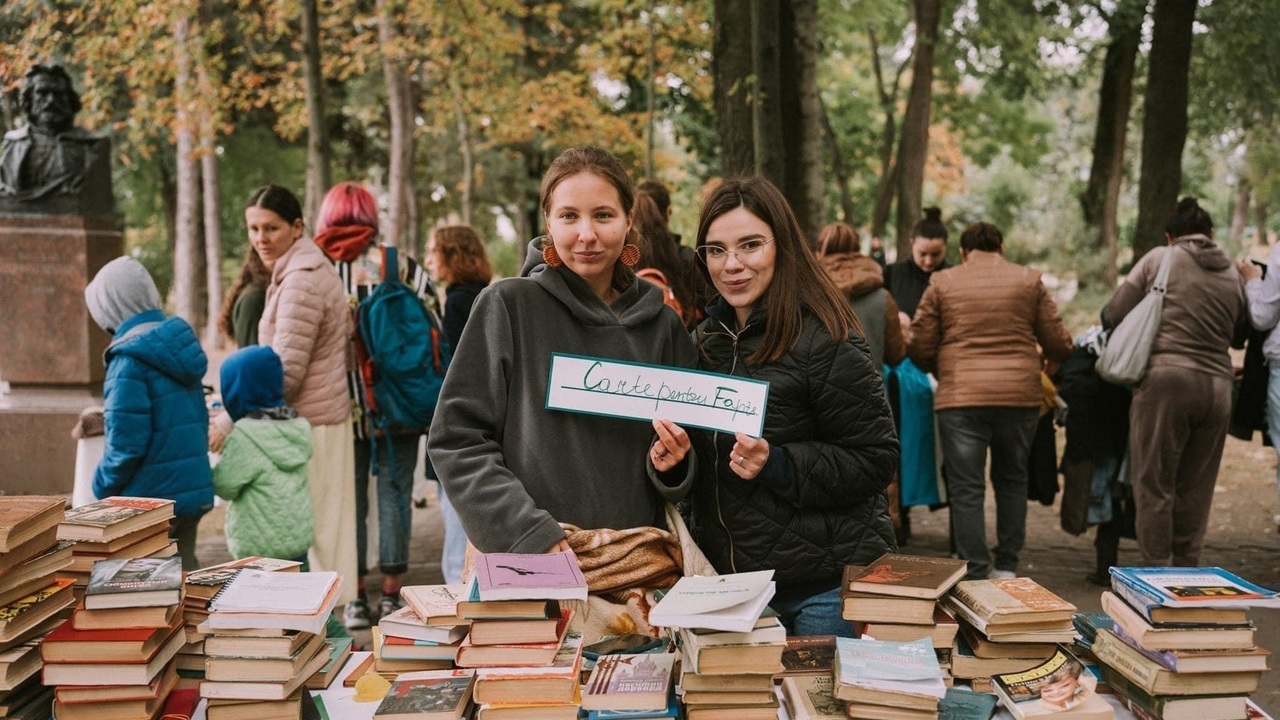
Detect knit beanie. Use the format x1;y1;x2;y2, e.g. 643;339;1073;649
220;345;285;421
84;257;162;334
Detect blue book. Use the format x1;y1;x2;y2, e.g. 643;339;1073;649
1071;612;1114;649
939;687;998;720
1109;567;1280;609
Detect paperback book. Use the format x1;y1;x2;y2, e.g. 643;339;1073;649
781;675;846;720
84;556;183;609
991;645;1113;720
0;496;65;552
468;551;587;602
648;570;776;632
373;668;476;720
834;636;947;704
582;652;676;712
1109;567;1280;609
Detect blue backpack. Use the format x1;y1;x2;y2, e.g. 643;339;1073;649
355;246;451;431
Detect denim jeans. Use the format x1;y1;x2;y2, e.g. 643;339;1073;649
355;434;419;576
936;407;1039;579
1268;366;1280;513
436;484;468;584
770;586;857;638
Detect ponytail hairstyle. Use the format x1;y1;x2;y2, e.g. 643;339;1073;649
696;177;862;364
1165;196;1214;239
539;145;641;292
217;246;272;342
245;184;303;227
911;206;948;243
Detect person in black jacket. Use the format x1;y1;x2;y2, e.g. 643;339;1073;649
687;177;899;637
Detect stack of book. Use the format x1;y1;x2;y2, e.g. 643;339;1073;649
42;556;186;720
942;577;1077;690
197;569;341;716
56;497;176;600
0;495;73;718
1088;566;1276;720
373;584;471;677
650;569;781;719
182;556;305;680
841;554;967;677
453;551;585;719
834;636;948;720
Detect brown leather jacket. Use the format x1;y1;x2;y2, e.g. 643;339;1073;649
907;250;1072;410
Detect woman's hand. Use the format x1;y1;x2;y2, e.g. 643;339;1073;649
208;411;233;453
650;419;691;472
728;432;769;480
1238;259;1262;282
546;538;572;554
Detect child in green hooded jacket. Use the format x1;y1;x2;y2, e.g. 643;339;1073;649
213;345;314;561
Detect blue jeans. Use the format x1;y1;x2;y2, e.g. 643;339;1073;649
937;407;1039;579
1268;366;1280;513
437;484;468;584
771;586;857;638
355;434;419;577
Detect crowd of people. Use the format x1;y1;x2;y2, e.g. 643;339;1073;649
81;143;1272;644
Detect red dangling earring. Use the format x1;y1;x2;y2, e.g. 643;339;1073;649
543;243;564;268
619;243;640;267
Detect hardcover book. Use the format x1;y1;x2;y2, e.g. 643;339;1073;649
380;632;463;662
84;556;183;609
400;584;469;623
1108;622;1270;673
305;637;354;690
204;632;328;682
0;531;67;585
198;645;330;701
203;629;316;659
41;626;186;686
378;605;469;644
991;645;1113;720
66;529;175;573
1090;630;1262;696
938;687;999;720
780;634;838;676
52;663;177;704
186;557;303;602
469;550;587;602
1109;573;1249;625
0;496;65;552
372;668;476;720
948;578;1076;626
864;606;960;648
843;590;939;625
0;642;41;693
41;607;183;663
0;578;75;642
58;497;174;542
648;570;776;632
846;554;968;600
1109;567;1280;609
472;632;583;705
454;608;574;668
456;597;560;621
581;651;676;712
73;597;181;630
678;627;785;675
950;631;1047;681
1101;665;1249;720
781;675;847;720
1100;591;1254;651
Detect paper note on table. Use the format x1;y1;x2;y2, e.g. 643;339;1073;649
545;353;769;436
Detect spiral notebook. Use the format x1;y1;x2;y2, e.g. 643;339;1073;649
208;570;339;615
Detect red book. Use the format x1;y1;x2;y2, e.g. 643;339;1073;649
40;609;183;663
160;688;199;718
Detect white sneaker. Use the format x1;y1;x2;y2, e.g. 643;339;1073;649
987;569;1017;580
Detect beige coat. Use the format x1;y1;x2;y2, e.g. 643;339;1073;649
258;238;351;426
908;250;1072;411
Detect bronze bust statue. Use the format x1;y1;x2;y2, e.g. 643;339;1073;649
0;63;112;213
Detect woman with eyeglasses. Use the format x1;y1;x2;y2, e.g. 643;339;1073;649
687;177;899;636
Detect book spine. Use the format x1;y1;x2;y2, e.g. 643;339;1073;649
1111;578;1160;622
1111;571;1171;607
1093;633;1159;693
1109;624;1179;672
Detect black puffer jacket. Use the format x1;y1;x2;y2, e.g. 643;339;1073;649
689;299;899;601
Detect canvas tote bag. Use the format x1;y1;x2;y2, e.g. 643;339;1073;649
1095;246;1177;385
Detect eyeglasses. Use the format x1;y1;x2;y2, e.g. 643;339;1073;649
696;237;775;263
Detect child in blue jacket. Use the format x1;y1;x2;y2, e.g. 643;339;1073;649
212;346;314;562
84;257;214;569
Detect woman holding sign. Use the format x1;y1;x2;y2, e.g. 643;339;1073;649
689;177;899;637
427;145;697;562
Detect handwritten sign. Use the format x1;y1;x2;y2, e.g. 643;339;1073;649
545;353;768;436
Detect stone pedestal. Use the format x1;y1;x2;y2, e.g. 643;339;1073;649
0;213;122;385
0;213;122;494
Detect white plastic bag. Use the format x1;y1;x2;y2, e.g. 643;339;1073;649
1096;247;1176;385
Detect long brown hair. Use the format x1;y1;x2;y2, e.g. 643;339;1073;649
218;246;272;343
633;194;695;317
696;177;861;364
432;225;493;286
539;145;641;293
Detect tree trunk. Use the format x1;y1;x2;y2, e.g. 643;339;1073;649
1133;0;1197;261
751;0;785;187
780;0;824;240
894;0;943;258
1256;201;1269;247
869;27;907;240
301;0;331;229
173;12;201;325
197;64;223;347
447;71;475;226
820;97;857;225
645;0;657;180
1231;177;1250;247
378;0;414;248
1080;0;1143;287
713;0;754;177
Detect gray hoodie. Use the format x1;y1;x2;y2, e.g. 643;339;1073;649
427;240;697;554
85;257;162;334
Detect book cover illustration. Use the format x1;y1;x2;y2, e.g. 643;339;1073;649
836;636;943;682
374;669;474;716
953;578;1076;615
471;551;587;601
585;653;675;696
86;557;182;596
1110;567;1280;608
0;579;72;623
781;635;837;674
402;584;468;617
62;498;172;528
993;646;1101;716
848;554;967;597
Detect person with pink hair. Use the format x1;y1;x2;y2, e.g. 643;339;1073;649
313;181;441;629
